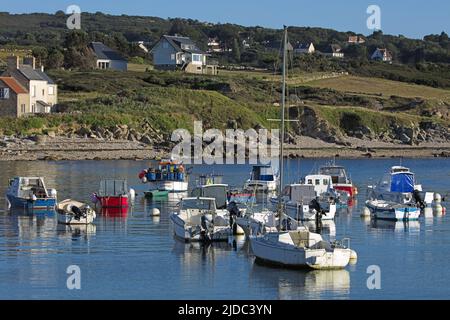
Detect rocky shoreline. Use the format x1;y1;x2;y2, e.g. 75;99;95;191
1;134;449;161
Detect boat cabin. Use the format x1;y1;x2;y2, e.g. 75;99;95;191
304;174;334;195
378;166;420;193
8;177;51;199
282;184;317;203
191;184;228;209
98;179;128;197
181;197;217;211
249;165;276;182
319;165;350;184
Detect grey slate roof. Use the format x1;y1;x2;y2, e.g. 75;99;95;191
18;65;55;84
162;35;205;54
89;42;127;61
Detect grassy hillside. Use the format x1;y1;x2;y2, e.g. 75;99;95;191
0;69;447;144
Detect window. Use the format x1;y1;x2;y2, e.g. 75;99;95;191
323;179;329;185
162;41;168;49
307;179;312;184
192;54;201;62
32;104;36;113
0;88;9;99
48;86;54;95
21;104;26;114
31;86;36;97
42;89;45;96
170;54;175;60
315;179;320;185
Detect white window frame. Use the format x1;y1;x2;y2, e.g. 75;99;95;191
31;85;36;98
48;86;55;95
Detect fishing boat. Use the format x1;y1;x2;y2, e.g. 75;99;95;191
57;199;96;225
170;197;238;242
6;177;57;210
319;163;358;198
140;159;188;199
244;165;278;193
92;179;132;208
248;27;357;270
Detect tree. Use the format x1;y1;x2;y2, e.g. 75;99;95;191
232;38;241;62
46;48;64;69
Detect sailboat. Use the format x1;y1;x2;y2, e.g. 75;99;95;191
248;27;356;269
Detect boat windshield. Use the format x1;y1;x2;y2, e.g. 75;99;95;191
181;199;216;211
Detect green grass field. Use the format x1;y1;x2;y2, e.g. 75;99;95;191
306;75;450;101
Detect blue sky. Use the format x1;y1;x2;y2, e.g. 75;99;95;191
5;0;450;39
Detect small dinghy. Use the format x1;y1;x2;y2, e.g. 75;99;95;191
57;199;96;225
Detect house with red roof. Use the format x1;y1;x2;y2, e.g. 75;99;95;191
0;76;29;117
2;56;57;116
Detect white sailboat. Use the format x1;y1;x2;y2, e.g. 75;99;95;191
248;26;356;269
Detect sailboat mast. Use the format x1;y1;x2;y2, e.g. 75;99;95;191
278;26;287;207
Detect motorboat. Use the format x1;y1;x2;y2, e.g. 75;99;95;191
92;179;133;208
170;197;242;242
250;227;355;270
319;163;358;198
244;165;278;193
270;183;336;221
366;165;438;220
6;177;57;210
365;199;420;221
57;199;96;225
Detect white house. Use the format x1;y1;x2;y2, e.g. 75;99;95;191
89;42;128;71
2;56;57;114
151;35;217;75
323;44;344;58
371;48;393;62
294;43;315;54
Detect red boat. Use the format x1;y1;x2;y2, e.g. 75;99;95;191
93;179;130;208
319;164;358;198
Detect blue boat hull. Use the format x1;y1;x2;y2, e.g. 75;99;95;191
6;195;56;210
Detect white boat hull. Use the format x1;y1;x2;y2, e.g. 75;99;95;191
57;199;96;225
366;200;420;221
271;199;336;221
250;234;351;270
149;181;188;193
170;213;230;242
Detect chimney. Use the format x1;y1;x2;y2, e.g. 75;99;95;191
23;56;36;69
6;56;19;72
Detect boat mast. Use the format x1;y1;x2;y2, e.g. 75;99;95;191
277;26;288;222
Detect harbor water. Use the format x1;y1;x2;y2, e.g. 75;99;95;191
0;158;449;299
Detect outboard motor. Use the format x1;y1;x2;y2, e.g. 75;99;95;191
310;198;326;232
227;201;241;217
71;205;84;220
413;190;425;209
200;214;212;242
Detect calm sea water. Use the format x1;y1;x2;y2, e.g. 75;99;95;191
0;158;449;300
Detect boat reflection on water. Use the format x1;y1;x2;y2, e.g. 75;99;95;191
99;207;129;218
369;219;420;232
303;220;336;239
250;262;350;299
56;223;97;239
7;207;56;239
172;235;247;269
